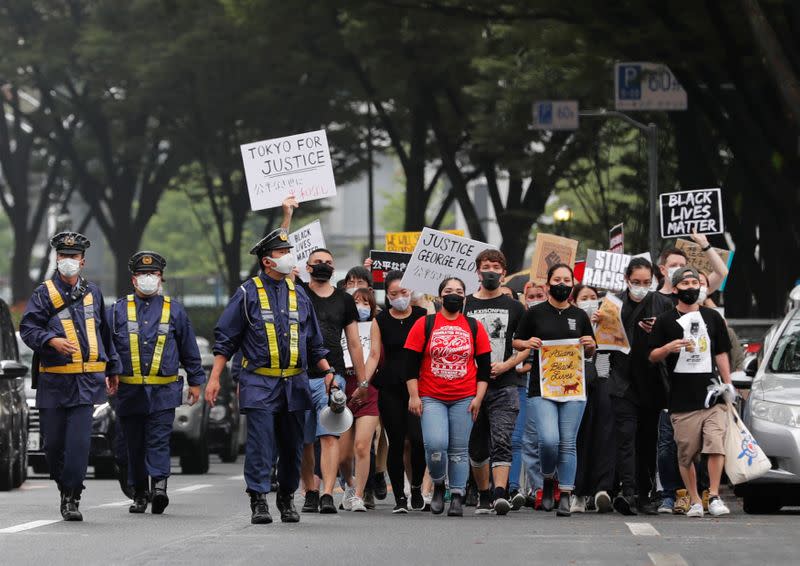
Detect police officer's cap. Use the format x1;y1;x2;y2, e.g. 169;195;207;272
128;251;167;274
249;229;293;257
50;231;90;255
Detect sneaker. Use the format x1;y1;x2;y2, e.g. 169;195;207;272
363;488;376;510
510;490;526;511
673;490;691;515
342;487;355;511
447;494;464;517
422;492;432;512
302;490;319;513
319;494;338;514
410;487;425;511
475;491;493;515
708;496;730;517
702;489;710;512
493;497;511;516
594;491;612;514
392;498;409;514
613;494;638;516
351;496;367;512
464;482;478;507
658;496;675;514
687;503;704;518
374;472;388;500
569;495;586;514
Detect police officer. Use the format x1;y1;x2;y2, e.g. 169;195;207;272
19;232;120;521
206;228;333;524
106;251;205;514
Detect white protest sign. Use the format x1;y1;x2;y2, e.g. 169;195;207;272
341;322;371;369
400;228;496;296
582;251;658;292
240;129;336;211
659;188;724;238
289;220;326;282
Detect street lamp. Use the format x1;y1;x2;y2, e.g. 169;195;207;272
553;206;573;236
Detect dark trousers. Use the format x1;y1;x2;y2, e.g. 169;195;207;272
119;408;175;489
245;408;304;494
574;379;616;496
39;405;93;490
378;385;425;501
612;396;659;499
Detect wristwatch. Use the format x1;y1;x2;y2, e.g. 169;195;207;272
358;380;370;389
701;243;712;251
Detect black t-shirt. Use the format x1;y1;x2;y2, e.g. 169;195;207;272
374;306;427;389
648;306;732;413
302;283;359;377
465;294;525;388
514;302;595;398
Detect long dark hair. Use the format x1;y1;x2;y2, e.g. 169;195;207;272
546;263;574;284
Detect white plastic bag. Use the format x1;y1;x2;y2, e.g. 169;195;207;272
724;403;771;485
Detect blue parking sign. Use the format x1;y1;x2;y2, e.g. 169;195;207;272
617;64;641;100
537;102;553;125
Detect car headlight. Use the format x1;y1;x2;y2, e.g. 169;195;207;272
751;399;800;428
93;402;111;419
209;405;227;422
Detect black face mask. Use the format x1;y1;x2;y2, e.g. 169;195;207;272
549;283;572;302
442;293;464;314
310;263;334;281
676;287;700;305
480;271;502;291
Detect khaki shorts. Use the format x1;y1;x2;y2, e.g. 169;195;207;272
670;404;728;468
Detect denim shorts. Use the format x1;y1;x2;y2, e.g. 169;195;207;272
303;375;347;443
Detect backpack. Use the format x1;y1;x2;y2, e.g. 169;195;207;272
422;313;480;354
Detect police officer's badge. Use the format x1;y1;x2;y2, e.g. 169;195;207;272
279;231;288;242
65;236;75;246
143;255;153;265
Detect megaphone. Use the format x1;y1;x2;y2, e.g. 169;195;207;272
319;388;354;434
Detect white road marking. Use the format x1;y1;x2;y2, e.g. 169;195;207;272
174;484;212;493
0;520;59;533
227;475;244;481
649;553;689;566
18;484;48;490
626;522;660;536
94;500;132;508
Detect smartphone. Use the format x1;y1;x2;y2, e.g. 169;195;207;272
643;317;656;324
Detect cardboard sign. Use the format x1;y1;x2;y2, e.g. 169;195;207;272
385;229;464;252
595;294;631;354
289;220;326;283
369;250;412;290
539;339;586;402
659;188;724;238
529;233;579;285
240;130;336;211
675;238;734;292
400;228;496;295
609;223;624;254
341;321;372;369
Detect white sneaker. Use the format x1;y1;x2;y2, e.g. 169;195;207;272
351;496;367;512
687;503;704;518
569;495;586;513
708;497;730;517
342;487;355;511
594;491;612;513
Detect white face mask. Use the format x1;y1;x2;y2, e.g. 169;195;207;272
269;253;296;275
577;299;599;317
346;287;357;296
698;285;708;304
135;274;160;296
628;284;649;301
57;258;81;277
389;296;411;312
526;300;545;308
356;305;371;321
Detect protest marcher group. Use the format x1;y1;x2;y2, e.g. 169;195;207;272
21;193;746;524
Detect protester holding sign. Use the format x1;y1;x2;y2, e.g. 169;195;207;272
405;277;492;517
657;231;729;296
513;264;596;517
649;266;733;518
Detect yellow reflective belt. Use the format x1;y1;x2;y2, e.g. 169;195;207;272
121;295;176;385
252;276;300;372
84;292;99;363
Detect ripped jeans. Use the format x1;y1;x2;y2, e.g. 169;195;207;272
420;396;475;495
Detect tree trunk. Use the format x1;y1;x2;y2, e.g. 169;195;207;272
10;216;33;304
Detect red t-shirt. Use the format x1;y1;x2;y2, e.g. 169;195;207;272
404;313;491;402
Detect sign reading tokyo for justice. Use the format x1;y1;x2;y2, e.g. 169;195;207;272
240;130;337;211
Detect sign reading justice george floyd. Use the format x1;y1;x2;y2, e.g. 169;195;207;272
659;188;724;239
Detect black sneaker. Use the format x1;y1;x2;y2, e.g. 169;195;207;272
510;490;526;511
392;497;409;514
302;490;319;513
447;494;464;517
319;493;338;514
373;472;388;500
431;483;446;515
410;487;425;511
613;494;638;516
363;488;376;510
475;490;493;515
493;497;511;516
637;500;659;516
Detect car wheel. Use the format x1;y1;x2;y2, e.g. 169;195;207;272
180;438;209;474
31;459;49;475
0;431;14;491
94;461;118;480
743;494;783;514
13;428;27;487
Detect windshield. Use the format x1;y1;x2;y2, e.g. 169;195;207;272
769;318;800;374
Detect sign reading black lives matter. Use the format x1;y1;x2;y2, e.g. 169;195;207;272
289;220;326;283
400;228;496;296
240;129;337;211
369;250;412;290
659;188;724;238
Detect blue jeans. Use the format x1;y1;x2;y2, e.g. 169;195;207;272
657;410;682;495
303;375;346;443
509;386;527;491
528;397;586;491
420;396;474;495
522;396;542;492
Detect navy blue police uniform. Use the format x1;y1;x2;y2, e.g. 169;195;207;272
109;251;205;514
19;232;120;521
212;229;329;523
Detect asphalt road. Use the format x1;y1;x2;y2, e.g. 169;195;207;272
1;460;798;566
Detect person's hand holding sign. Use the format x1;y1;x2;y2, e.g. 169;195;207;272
522;337;543;350
579;335;596;356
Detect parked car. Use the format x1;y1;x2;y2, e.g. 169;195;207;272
171;337;239;474
737;308;800;513
0;300;29;491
